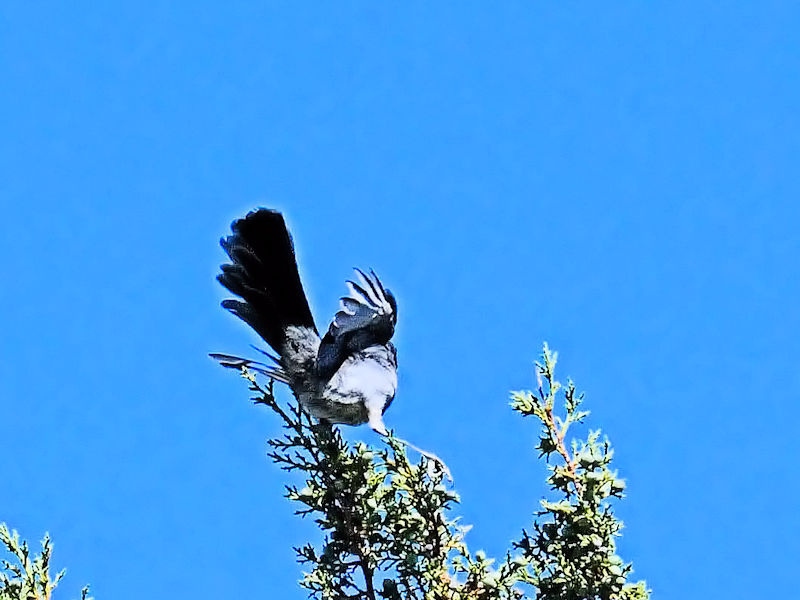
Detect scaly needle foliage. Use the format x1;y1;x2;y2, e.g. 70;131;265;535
2;344;649;600
0;524;90;600
242;343;650;599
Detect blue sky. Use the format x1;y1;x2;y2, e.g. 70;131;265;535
2;2;798;598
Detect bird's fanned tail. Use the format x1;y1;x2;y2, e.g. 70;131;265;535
217;209;317;353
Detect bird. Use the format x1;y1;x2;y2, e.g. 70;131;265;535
210;208;399;436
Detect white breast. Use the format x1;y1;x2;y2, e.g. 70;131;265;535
316;345;397;431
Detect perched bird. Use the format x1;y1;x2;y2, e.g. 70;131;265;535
210;208;399;435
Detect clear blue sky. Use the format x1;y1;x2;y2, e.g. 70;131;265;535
2;3;798;598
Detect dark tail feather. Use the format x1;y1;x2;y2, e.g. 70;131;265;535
208;352;291;384
217;209;317;351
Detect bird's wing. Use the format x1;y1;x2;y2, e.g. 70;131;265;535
315;269;397;381
330;268;396;338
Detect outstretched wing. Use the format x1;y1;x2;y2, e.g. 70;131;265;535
331;268;396;337
316;268;397;380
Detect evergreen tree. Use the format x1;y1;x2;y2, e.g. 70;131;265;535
0;523;90;600
2;344;649;599
247;343;649;599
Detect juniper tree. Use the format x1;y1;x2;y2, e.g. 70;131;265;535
0;524;90;600
2;344;650;600
241;343;650;599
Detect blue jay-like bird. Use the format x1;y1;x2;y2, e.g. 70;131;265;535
211;208;398;435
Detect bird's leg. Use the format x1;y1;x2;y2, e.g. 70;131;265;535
312;418;335;447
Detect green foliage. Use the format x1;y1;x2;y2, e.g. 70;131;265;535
240;343;650;599
4;344;647;599
0;524;90;600
509;344;649;600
